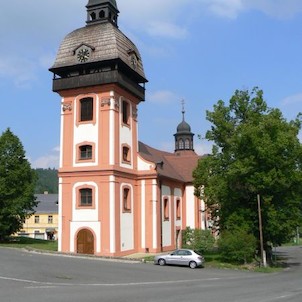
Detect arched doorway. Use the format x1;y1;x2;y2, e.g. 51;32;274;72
77;229;94;255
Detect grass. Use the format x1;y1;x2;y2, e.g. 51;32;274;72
0;237;58;251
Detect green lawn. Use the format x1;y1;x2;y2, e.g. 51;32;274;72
0;237;58;251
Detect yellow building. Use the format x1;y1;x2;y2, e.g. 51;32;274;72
19;193;58;240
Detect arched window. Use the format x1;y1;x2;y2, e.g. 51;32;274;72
176;199;181;220
122;145;131;163
163;198;169;221
123;187;131;212
185;139;190;149
99;10;105;18
90;12;96;20
178;139;184;150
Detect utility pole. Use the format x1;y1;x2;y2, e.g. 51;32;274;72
257;194;266;267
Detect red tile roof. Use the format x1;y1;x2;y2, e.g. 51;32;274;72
138;141;203;183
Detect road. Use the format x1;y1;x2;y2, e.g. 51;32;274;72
0;246;301;302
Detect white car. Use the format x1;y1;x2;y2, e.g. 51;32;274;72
154;249;204;269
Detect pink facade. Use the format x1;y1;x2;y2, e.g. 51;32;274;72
50;0;206;257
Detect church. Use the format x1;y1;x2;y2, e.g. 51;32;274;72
49;0;207;257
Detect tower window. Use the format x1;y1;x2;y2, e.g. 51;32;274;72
99;10;105;18
178;139;184;150
80;188;93;206
80;97;93;121
122;146;131;163
185;139;190;149
122;100;130;125
80;145;93;160
123;187;131;212
90;12;96;20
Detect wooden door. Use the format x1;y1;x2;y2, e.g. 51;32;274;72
77;229;94;255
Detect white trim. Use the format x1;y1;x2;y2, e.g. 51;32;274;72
109;175;116;253
152;179;157;249
109;91;115;165
59;98;64;168
141;180;146;249
58;178;63;252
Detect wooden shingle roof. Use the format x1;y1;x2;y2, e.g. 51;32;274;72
51;22;146;80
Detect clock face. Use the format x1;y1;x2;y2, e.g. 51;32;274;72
77;48;90;63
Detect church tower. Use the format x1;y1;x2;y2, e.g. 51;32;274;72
50;0;147;256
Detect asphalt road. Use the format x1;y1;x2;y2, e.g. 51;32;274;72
0;246;301;302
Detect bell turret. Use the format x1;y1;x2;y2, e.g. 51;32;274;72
86;0;119;27
174;101;194;152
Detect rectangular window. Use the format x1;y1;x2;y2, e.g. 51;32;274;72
122;100;130;125
80;188;93;206
164;198;169;221
122;146;130;163
176;199;181;220
123;188;131;212
80;145;92;160
34;215;39;224
80;97;93;121
48;215;53;224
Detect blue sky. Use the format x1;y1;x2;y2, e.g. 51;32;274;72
0;0;302;168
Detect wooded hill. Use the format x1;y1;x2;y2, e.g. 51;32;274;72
34;168;58;194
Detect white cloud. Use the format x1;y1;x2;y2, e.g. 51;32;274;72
203;0;244;19
244;0;302;19
200;0;302;19
147;90;178;104
194;141;213;156
31;146;60;169
147;21;188;39
0;57;37;88
281;93;302;106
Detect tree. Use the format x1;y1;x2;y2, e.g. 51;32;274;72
0;128;37;241
193;88;302;251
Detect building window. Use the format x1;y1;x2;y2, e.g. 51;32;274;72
80;145;92;160
48;215;53;224
80;188;93;206
178;139;184;150
80;97;93;121
163;198;169;221
123;187;131;212
122;146;131;163
176;199;181;220
185;139;190;149
34;216;39;224
122;100;130;125
99;10;105;18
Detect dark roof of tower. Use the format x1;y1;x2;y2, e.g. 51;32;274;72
87;0;117;9
50;22;146;80
176;120;191;133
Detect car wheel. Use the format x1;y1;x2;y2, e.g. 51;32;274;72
189;261;197;269
158;259;166;266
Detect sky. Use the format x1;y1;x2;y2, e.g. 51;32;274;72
0;0;302;168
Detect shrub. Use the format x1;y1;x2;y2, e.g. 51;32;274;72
182;227;215;253
218;229;257;264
